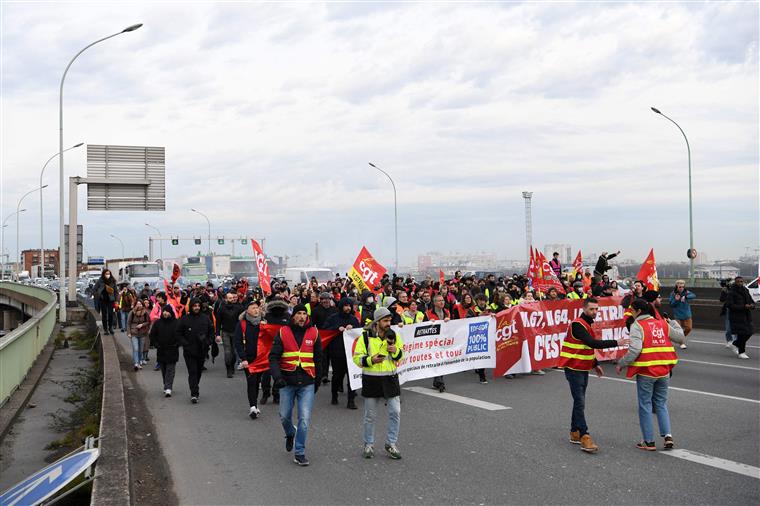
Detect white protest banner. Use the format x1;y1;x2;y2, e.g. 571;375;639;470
343;316;496;391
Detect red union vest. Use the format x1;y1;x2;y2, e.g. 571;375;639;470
558;317;596;371
626;318;677;378
279;326;317;377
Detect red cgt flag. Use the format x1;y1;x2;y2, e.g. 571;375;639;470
439;270;445;285
251;239;272;296
171;263;181;284
527;246;539;287
536;250;566;294
571;250;583;277
636;248;660;291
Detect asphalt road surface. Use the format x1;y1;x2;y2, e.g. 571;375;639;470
114;327;759;505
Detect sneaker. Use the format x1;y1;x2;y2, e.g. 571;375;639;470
731;344;739;355
294;454;309;466
530;370;546;375
479;379;489;384
569;430;581;445
362;444;374;459
664;435;675;450
636;441;656;451
191;396;198;404
679;343;687;349
249;406;260;419
133;365;139;371
285;434;295;452
165;389;172;397
738;352;750;359
725;341;735;348
505;374;516;379
136;364;143;370
384;443;402;460
347;399;357;410
580;434;598;453
260;395;269;405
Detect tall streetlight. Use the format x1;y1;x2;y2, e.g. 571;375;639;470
651;106;694;284
40;143;84;278
2;210;26;280
18;185;48;276
145;223;163;261
110;234;125;259
59;23;143;322
368;162;398;274
190;208;212;257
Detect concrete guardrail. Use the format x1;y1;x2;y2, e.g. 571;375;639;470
0;282;57;407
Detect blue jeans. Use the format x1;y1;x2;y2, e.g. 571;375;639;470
119;310;129;331
564;369;589;436
636;375;672;442
130;336;144;366
363;396;401;446
725;311;736;342
279;385;315;456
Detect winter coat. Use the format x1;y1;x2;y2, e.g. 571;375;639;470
127;310;150;337
593;253;618;277
325;298;361;358
263;300;290;326
311;303;337;329
233;313;260;363
727;284;755;336
150;310;179;364
176;311;215;358
216;301;244;335
94;277;118;303
668;289;696;320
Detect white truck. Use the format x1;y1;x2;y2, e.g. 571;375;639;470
283;267;334;286
118;262;162;290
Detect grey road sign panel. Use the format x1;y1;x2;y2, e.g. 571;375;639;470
86;145;165;211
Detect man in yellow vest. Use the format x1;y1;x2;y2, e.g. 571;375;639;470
616;298;685;451
558;297;623;453
566;281;588;300
353;307;404;460
269;304;323;466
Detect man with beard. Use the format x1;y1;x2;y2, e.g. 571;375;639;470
176;299;215;404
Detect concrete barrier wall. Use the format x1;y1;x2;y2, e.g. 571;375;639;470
0;282;57;407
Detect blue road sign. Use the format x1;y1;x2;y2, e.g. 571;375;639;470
0;448;99;506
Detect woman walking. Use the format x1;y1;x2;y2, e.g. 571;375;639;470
93;269;118;334
127;300;150;371
150;304;180;396
668;280;696;349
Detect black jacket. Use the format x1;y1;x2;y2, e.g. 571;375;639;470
176;311;215;358
233;314;260;362
150;309;179;364
311;303;337;329
727;284;755;336
269;324;322;387
593;253;618;276
325;299;361;357
216;301;243;334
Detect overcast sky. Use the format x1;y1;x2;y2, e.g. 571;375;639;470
1;1;758;269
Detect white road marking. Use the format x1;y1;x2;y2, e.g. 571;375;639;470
688;339;760;349
404;386;511;411
549;369;760;404
662;449;760;480
678;358;760;371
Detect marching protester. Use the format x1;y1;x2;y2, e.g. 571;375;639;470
426;294;451;392
616;298;686;450
726;276;755;359
260;299;291;404
216;291;244;378
566;281;587;300
593;250;620;280
668;280;696;349
93;269;118;335
117;285;135;333
326;297;360;409
126;300;150;371
149;304;180;397
558;298;624;453
352;307;404;460
233;301;263;419
177;299;215;404
269;304;323;466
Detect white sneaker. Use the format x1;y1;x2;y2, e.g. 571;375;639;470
164;389;172;397
738;353;750;359
679;343;687;349
725;341;734;348
731;345;740;355
137;363;143;370
248;406;260;419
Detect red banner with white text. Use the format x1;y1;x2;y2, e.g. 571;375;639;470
251;239;272;296
493;297;629;377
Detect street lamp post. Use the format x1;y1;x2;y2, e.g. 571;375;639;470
41;143;83;278
145;223;163;261
17;185;48;276
2;210;26;280
651;107;694;284
58;23;143;322
368;162;399;274
190;209;212;257
110;234;125;259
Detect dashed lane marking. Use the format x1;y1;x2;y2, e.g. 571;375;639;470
662;449;760;479
404;386;511;411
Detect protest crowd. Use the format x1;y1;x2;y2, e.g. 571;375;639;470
90;248;755;467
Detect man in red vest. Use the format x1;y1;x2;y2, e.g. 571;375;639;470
269;304;323;466
558;297;623;453
616;298;685;451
